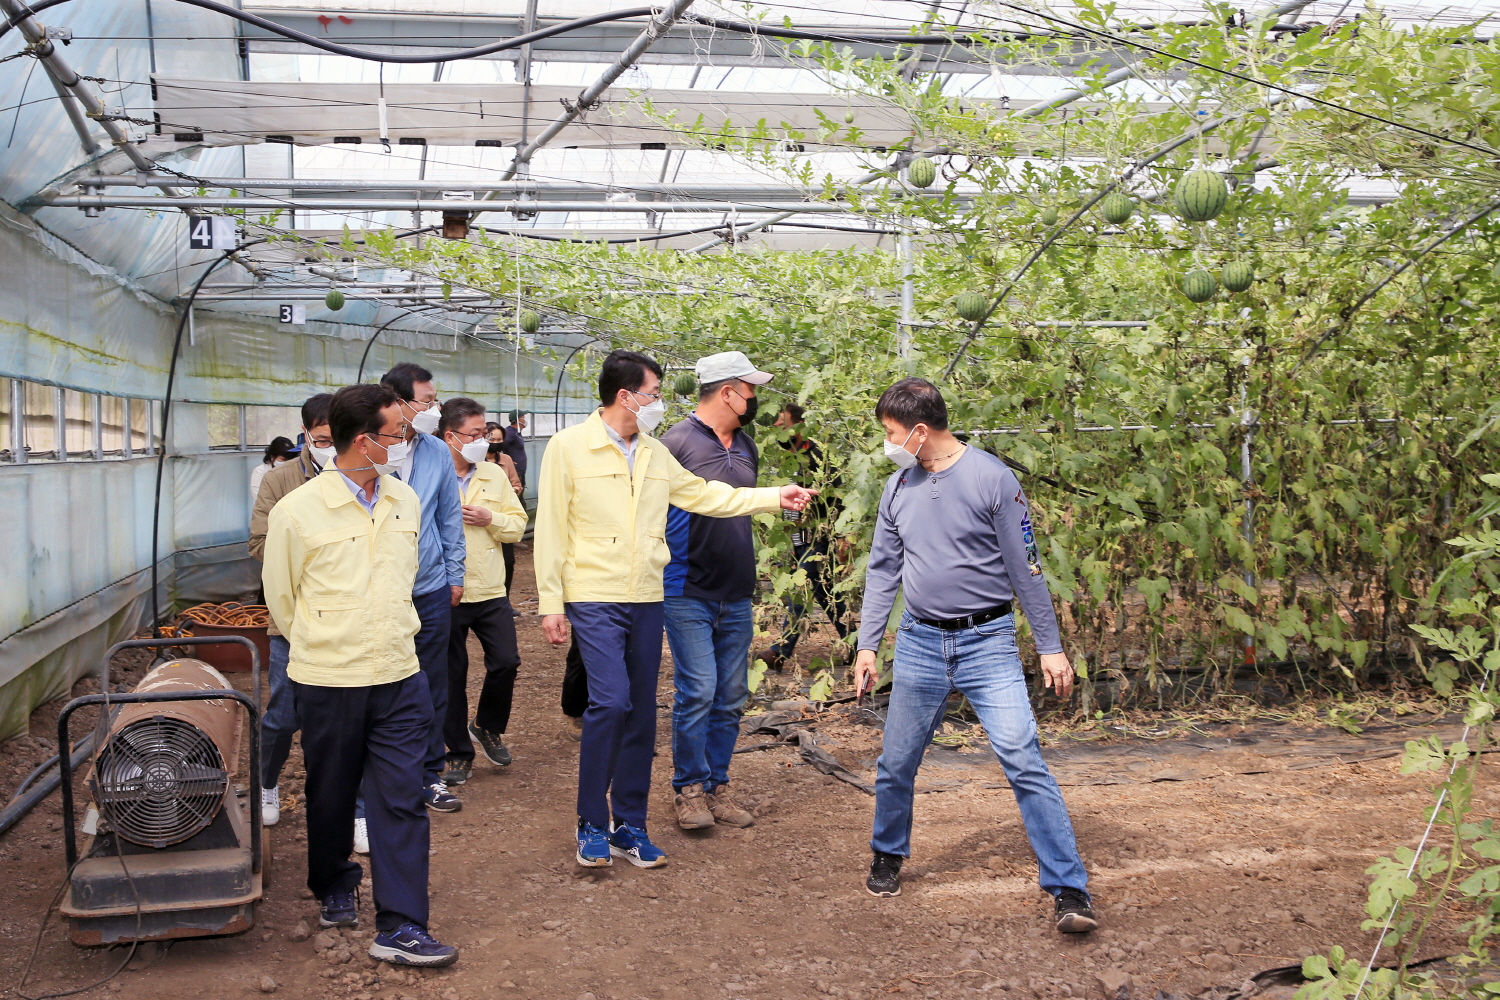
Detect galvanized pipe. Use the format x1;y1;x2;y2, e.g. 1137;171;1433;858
0;0;174;188
503;0;697;180
84;175;825;199
46;195;861;213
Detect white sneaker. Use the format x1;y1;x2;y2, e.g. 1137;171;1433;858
261;785;280;827
354;816;370;855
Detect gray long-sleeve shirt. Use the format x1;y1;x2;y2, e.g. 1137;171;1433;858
856;447;1063;655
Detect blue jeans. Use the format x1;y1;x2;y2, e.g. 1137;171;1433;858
664;596;753;791
261;634;297;789
567;601;665;829
871;612;1088;896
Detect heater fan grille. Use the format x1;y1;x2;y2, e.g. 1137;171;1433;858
95;716;227;847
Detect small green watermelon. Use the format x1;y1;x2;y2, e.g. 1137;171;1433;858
1179;269;1217;303
672;372;697;397
955;292;990;322
1221;261;1255;293
1173;169;1229;222
1040;206;1059;227
325;289;344;311
907;156;937;188
519;310;541;334
1100;193;1134;225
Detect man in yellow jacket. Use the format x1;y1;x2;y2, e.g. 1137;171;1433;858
536;350;816;869
262;383;458;968
437;396;529;785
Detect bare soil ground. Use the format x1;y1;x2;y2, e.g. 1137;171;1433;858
0;546;1487;1000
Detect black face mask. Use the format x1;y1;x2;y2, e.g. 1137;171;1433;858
736;393;759;428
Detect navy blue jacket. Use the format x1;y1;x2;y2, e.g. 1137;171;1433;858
660;415;760;602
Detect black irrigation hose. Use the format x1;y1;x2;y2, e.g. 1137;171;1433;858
0;0;1058;56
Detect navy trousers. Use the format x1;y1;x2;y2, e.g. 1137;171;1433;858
566;601;665;829
412;586;453;786
294;672;432;932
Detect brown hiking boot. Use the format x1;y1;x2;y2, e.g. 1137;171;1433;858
705;786;755;828
674;783;715;830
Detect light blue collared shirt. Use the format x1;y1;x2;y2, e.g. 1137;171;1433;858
338;470;381;515
603;420;638;474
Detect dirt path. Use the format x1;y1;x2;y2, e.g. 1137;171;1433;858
0;547;1484;999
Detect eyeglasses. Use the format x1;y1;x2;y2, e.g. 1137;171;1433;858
449;428;486;442
307;436;334;449
630;388;663;403
369;431;404;443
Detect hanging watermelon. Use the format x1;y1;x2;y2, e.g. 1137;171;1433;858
672;372;697;397
1100;193;1134;225
1040;206;1059;227
519;310;541;334
1221;261;1255;293
955;292;990;322
324;289;344;311
907;156;937;188
1173;169;1229;222
1179;269;1217;303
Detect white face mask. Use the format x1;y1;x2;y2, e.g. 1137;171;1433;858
373;437;409;476
883;426;921;470
307;443;337;468
452;436;490;465
406;401;440;436
627;393;665;434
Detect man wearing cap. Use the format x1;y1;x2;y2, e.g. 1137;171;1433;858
659;351;773;831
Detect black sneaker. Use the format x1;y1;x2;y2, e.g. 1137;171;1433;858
319;889;358;928
866;851;903;897
442;756;472;786
1055;887;1097;933
468;721;512;766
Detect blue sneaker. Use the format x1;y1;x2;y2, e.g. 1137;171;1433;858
609;821;667;869
368;922;458;967
576;820;612;868
319;889;358;928
424;781;462;813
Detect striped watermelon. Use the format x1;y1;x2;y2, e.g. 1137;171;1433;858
672;372;697;397
519;310;541;334
325;289;344;311
1173;169;1228;222
1040;206;1059;227
1179;269;1217;302
955;292;990;322
1221;261;1255;293
1100;193;1134;225
907;156;937;188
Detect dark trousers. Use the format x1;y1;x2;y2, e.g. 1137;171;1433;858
502;544;516;594
444;596;521;760
770;538;851;657
561;636;589;718
413;586;453;786
294;673;431;932
566;601;664;829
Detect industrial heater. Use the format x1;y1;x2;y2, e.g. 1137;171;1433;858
57;637;264;946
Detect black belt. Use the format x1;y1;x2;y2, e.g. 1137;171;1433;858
915;602;1012;631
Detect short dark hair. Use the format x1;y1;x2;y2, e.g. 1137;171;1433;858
484;421;501;433
875;377;949;431
380;361;434;402
780;402;805;423
329;383;400;451
301;392;333;430
698;377;744;401
439;396;486;436
598;350;662;406
264;436;297;464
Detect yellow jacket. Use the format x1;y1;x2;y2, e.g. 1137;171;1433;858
261;469;422;687
534;410;782;615
459;459;529;602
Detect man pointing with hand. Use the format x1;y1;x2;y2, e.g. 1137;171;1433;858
853;377;1095;934
534;350;816;871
